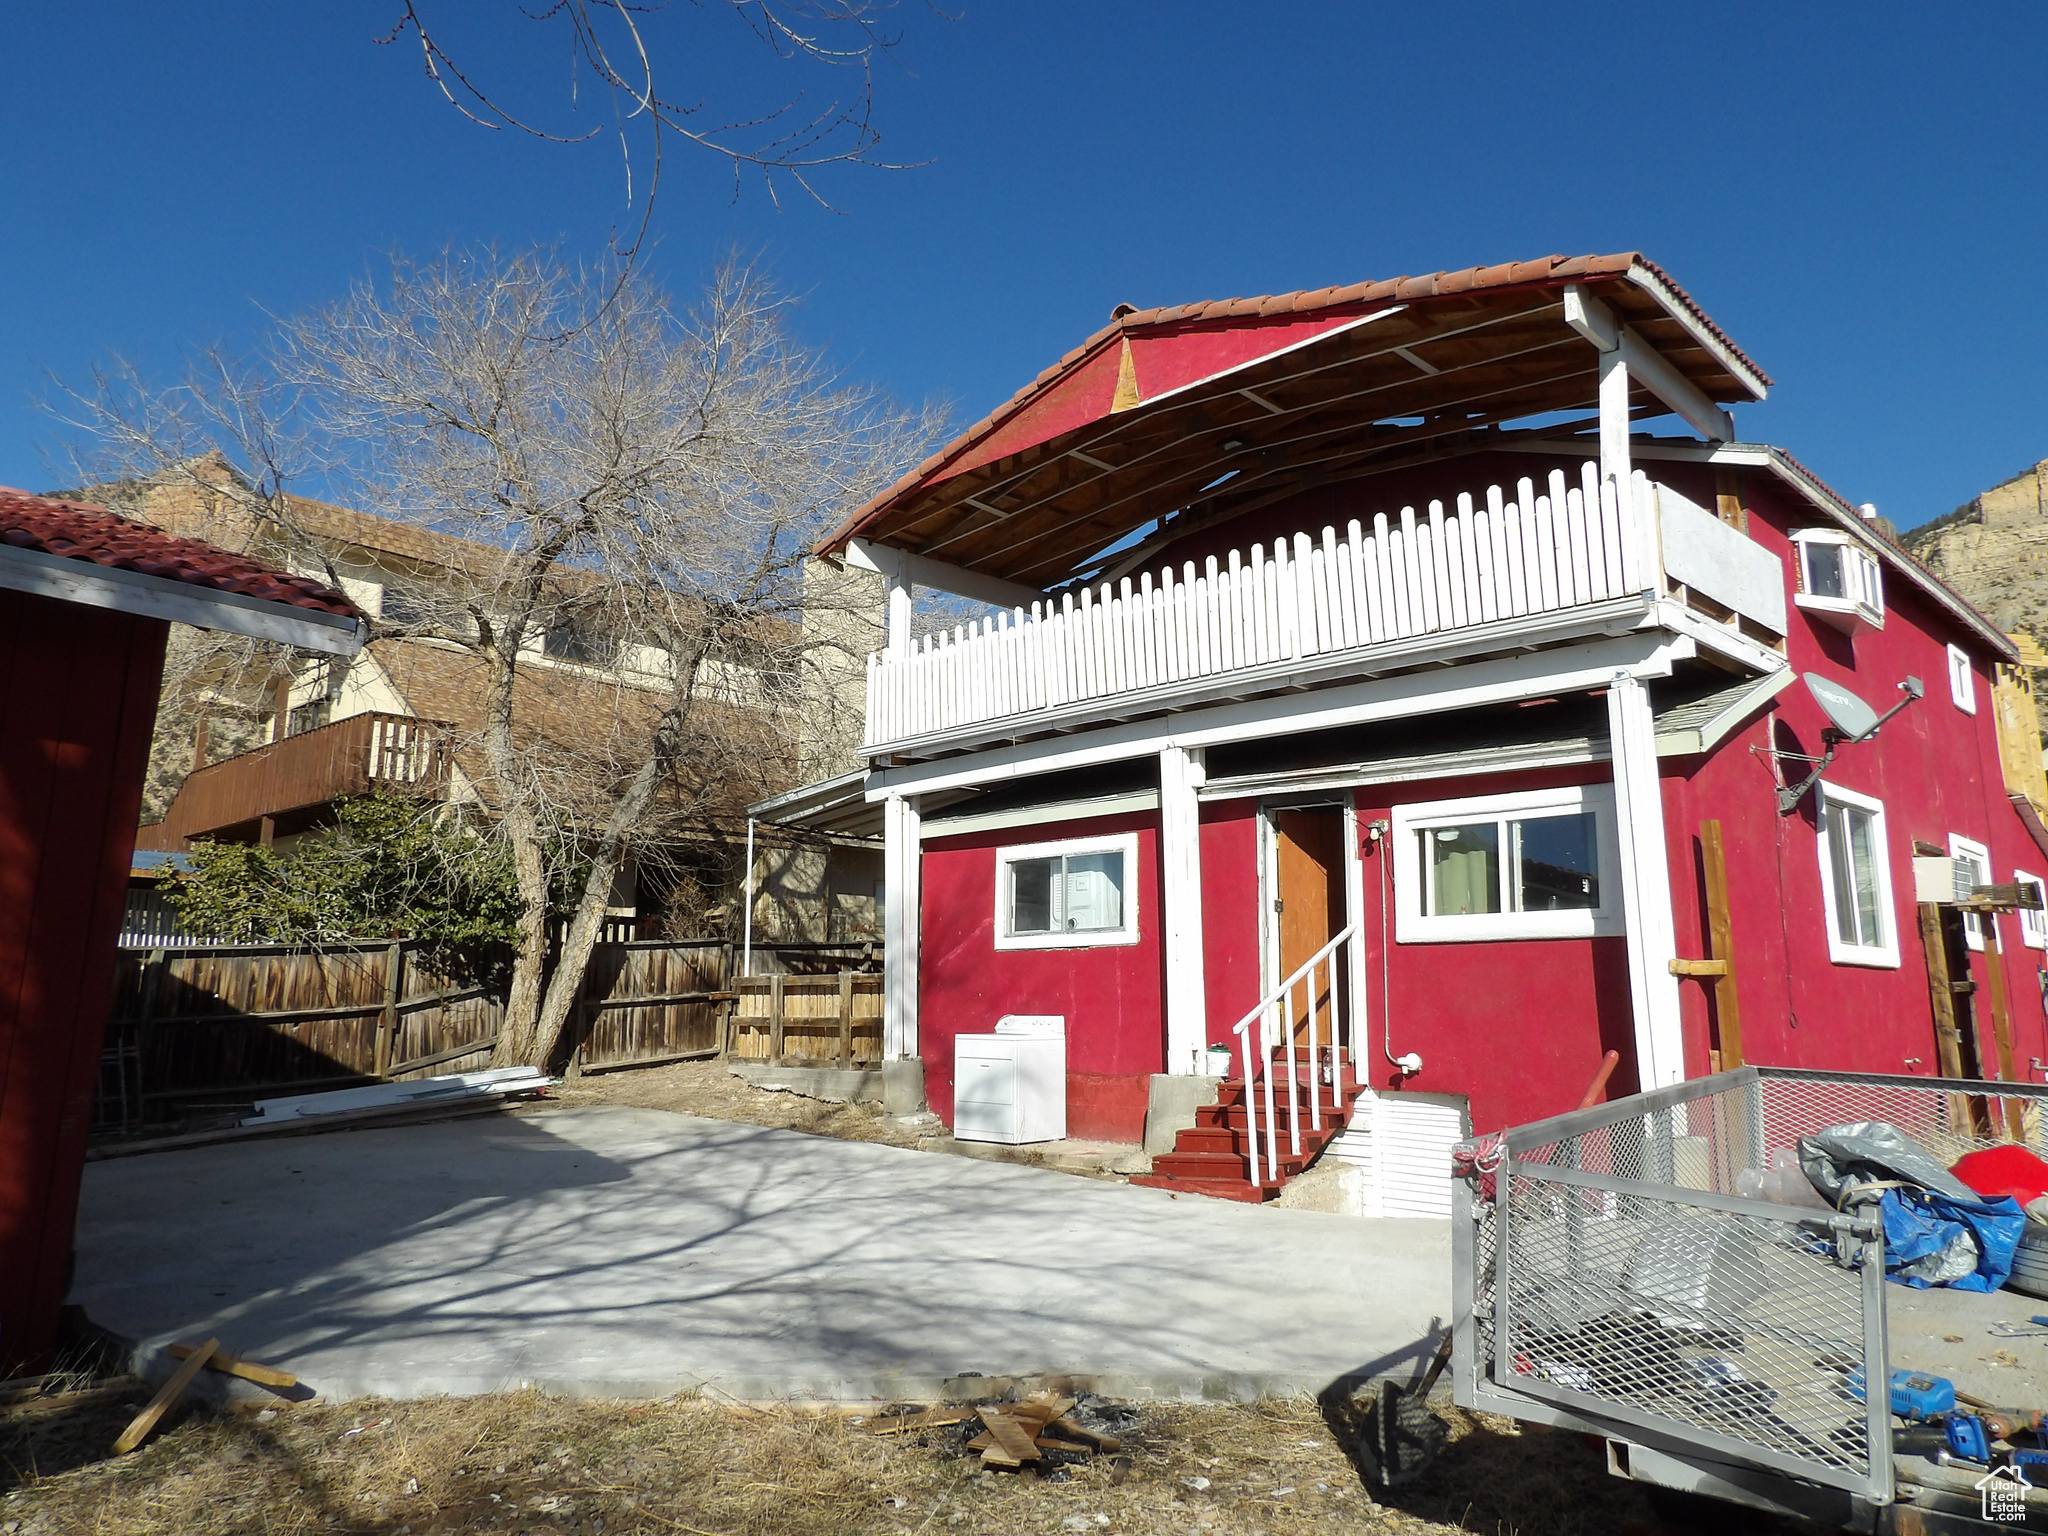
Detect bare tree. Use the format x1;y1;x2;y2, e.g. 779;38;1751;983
60;249;937;1069
382;1;920;269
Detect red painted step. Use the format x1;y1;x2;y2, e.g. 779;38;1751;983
1132;1075;1364;1202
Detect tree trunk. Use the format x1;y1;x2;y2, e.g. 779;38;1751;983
517;648;709;1069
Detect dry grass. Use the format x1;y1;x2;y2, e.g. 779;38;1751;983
549;1059;923;1149
0;1380;1813;1536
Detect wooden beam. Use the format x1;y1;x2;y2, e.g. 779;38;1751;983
846;538;1041;610
1619;329;1735;443
114;1339;218;1454
1563;285;1620;351
1919;903;1968;1080
1982;915;2027;1139
1701;820;1742;1067
768;973;786;1066
166;1342;297;1391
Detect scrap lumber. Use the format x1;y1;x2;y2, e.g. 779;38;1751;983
166;1342;297;1391
864;1404;978;1435
114;1338;218;1454
1043;1414;1122;1453
975;1406;1044;1468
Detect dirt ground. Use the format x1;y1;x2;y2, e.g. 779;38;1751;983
0;1378;1797;1536
548;1059;927;1149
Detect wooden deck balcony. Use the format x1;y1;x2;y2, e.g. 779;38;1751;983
138;711;452;850
862;466;1785;758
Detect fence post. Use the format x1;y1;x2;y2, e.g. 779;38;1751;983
769;973;786;1066
375;942;404;1079
837;970;854;1067
128;947;168;1134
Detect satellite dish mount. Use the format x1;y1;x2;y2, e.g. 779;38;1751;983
1777;672;1924;815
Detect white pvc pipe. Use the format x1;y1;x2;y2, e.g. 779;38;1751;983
741;817;756;978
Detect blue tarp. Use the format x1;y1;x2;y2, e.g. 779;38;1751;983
1878;1187;2025;1292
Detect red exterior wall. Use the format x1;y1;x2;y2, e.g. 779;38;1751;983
0;590;166;1370
1653;465;2048;1091
918;811;1162;1140
912;446;2048;1144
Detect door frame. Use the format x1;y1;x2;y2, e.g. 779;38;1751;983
1257;794;1361;1026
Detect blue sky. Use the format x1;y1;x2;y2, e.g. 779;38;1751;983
4;3;2045;529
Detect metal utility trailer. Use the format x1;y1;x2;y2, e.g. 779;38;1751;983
1453;1066;2048;1533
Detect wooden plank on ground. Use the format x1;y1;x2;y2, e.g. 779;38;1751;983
1044;1414;1122;1453
166;1342;297;1390
975;1406;1042;1467
864;1405;978;1435
114;1338;218;1454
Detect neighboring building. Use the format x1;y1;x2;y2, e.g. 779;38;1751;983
0;486;362;1369
122;459;874;938
761;251;2048;1208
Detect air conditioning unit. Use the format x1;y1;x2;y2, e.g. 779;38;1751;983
1912;856;1977;905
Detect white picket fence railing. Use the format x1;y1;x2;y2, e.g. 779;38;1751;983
1234;923;1358;1188
864;463;1658;751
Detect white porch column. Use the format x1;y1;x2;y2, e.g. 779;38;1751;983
1598;346;1633;497
1606;671;1684;1089
885;572;914;660
1159;743;1208;1074
883;792;921;1061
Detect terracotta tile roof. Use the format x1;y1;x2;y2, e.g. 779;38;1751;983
0;486;359;618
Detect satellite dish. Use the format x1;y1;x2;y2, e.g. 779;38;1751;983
1803;672;1880;741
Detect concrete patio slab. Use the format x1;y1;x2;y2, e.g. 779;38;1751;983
73;1104;1450;1404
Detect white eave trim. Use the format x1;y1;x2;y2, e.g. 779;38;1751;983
922;789;1160;840
866;631;1695;802
0;541;364;656
1623;265;1770;402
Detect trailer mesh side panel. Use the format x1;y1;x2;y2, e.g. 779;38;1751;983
1498;1168;1871;1479
1465;1067;2048;1503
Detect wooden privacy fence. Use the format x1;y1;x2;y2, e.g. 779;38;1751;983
726;972;884;1068
98;939;881;1130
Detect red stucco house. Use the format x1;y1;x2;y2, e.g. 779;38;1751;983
770;252;2048;1210
0;489;362;1368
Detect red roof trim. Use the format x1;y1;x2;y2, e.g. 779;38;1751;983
0;487;360;619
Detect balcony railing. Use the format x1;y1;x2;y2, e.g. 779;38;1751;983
141;711;452;848
865;464;1687;753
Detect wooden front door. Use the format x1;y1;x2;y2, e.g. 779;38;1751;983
1272;807;1346;1048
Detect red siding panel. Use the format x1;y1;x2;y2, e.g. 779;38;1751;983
0;590;165;1369
918;812;1163;1139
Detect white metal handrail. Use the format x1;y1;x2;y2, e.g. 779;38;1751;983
864;464;1654;752
1231;922;1358;1187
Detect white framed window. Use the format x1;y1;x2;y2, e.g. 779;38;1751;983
1814;782;1899;967
1950;833;1992;951
1392;784;1622;943
2016;871;2048;951
1947;644;1977;714
993;832;1140;950
1792;529;1884;634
